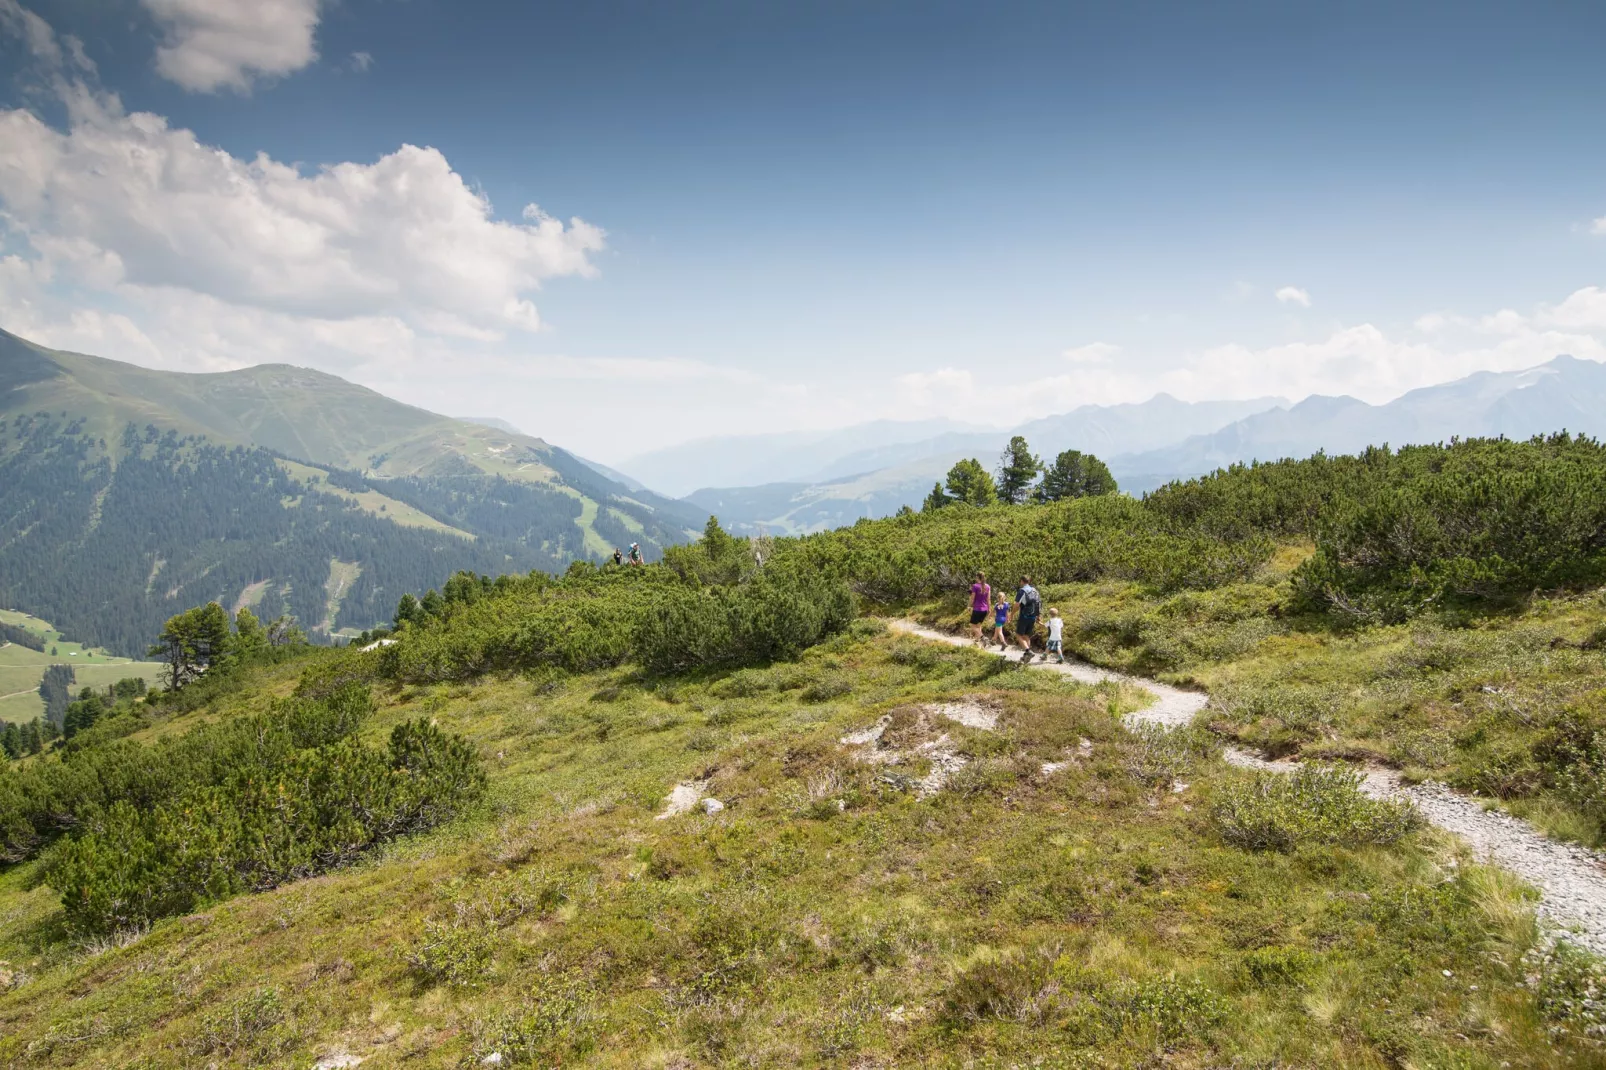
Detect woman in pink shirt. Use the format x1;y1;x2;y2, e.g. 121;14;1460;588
968;571;991;645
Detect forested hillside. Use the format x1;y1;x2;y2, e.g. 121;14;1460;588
0;330;702;653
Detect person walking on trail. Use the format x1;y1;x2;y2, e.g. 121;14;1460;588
1014;576;1041;662
968;571;992;645
628;543;643;566
1045;607;1066;664
611;548;623;567
991;590;1013;650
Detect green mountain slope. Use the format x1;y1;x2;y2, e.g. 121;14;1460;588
4;448;1605;1065
0;329;702;654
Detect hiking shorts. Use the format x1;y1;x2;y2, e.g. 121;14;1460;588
1047;639;1062;653
970;610;988;625
1018;614;1039;636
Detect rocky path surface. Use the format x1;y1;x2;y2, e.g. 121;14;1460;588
889;618;1606;955
886;620;1208;727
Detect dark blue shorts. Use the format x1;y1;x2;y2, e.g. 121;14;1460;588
1018;614;1039;635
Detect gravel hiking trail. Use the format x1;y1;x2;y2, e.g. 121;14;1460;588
887;618;1606;955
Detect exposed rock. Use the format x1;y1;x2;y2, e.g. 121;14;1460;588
655;780;708;819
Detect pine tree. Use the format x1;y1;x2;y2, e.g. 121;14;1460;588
944;459;998;507
1038;449;1119;501
420;589;446;619
394;593;422;629
20;719;41;755
922;482;951;512
996;436;1042;505
1;722;18;760
234;607;267;659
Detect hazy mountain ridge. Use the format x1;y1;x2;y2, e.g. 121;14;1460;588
680;358;1606;533
1117;355;1606;485
681;394;1289;534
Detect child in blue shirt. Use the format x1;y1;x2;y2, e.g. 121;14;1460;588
991;593;1012;650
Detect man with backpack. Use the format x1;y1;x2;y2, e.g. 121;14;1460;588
1014;575;1041;663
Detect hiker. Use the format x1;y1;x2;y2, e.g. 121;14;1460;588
1014;575;1041;662
968;571;992;645
628;543;643;566
992;590;1012;650
611;547;623;567
1046;607;1066;664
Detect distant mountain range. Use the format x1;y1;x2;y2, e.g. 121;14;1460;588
678;395;1286;534
10;321;1603;649
1116;356;1606;482
677;356;1606;535
0;329;702;654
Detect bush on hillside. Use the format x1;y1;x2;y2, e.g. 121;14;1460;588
1210;764;1416;852
1287;435;1606;619
636;570;855;676
41;716;483;935
0;684;374;863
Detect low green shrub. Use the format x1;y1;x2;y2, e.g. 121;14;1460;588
1210;764;1417;852
1525;940;1606;1042
39;709;485;935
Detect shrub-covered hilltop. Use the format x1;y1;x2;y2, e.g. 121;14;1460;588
5;434;1606;1067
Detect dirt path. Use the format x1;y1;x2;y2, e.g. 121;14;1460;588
888;618;1606;955
886;620;1208;727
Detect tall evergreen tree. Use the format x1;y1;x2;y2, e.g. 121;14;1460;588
1038;449;1119;501
1;722;18;759
394;593;423;629
944;459;998;507
922;482;951;512
148;602;233;690
996;436;1042;504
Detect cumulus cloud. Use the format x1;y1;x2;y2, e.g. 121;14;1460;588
1541;286;1606;330
142;0;320;93
347;50;373;73
1275;285;1311;307
0;94;604;336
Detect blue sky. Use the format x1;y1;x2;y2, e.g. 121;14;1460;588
4;0;1606;461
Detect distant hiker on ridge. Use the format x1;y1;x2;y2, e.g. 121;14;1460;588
611;548;623;567
1014;575;1041;663
969;571;991;645
628;543;643;566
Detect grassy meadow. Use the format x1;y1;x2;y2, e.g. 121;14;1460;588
0;610;161;723
7;437;1606;1066
0;623;1597;1067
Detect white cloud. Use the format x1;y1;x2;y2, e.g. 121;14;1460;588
1479;308;1527;335
1414;312;1449;333
142;0;321;93
1591;216;1606;237
1541;286;1606;330
0;95;604;336
1275;286;1311;308
348;50;373;73
1061;342;1119;364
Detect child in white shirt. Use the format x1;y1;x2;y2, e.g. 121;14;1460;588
1046;608;1065;664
